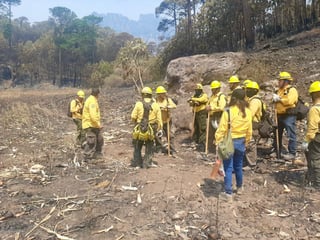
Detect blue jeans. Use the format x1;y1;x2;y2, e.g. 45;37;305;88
277;114;296;155
223;138;246;194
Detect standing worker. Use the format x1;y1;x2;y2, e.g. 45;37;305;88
272;71;298;161
82;88;104;159
245;81;263;166
70;90;85;146
155;85;177;154
303;81;320;188
131;87;162;168
188;83;209;152
215;88;252;201
228;75;241;95
206;80;227;153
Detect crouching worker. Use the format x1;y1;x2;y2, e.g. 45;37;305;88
304;81;320;188
82;88;104;160
131;87;162;168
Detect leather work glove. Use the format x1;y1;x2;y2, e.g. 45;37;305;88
272;94;281;103
301;141;308;152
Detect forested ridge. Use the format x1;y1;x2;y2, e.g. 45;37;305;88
0;0;319;89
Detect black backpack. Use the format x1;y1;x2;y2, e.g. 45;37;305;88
132;101;154;141
140;101;152;133
293;96;309;121
252;97;274;138
285;87;309;120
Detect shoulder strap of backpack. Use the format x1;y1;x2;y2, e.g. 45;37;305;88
251;96;266;119
217;93;226;107
226;108;230;131
142;101;152;122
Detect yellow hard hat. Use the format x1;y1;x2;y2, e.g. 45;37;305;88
77;90;85;98
309;81;320;93
229;75;240;83
243;79;252;87
210;80;221;89
195;83;203;90
156;86;167;94
246;81;259;90
279;71;293;81
141;86;152;95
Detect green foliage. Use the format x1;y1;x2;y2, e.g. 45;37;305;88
89;60;113;87
96;30;134;62
116;38;150;91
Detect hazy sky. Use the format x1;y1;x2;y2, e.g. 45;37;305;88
13;0;163;23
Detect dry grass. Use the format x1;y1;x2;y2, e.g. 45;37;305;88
0;87;85;100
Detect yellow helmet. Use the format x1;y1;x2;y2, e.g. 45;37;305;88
279;71;293;81
229;75;240;83
243;79;252;87
246;81;260;90
141;86;152;95
156;86;167;94
195;83;203;90
309;81;320;93
210;80;221;89
77;90;85;98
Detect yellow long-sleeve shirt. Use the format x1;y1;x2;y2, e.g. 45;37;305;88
248;96;263;122
82;95;101;129
71;99;84;120
276;85;298;114
207;92;227;116
156;98;176;123
215;106;252;145
305;103;320;142
131;98;163;131
191;93;208;112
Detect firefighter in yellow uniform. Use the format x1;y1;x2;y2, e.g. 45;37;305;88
188;83;209;152
215;88;252;200
131;87;162;168
227;75;242;102
82;88;104;159
155;86;177;154
304;81;320;188
70;90;85;145
206;80;227;153
272;71;298;160
245;81;263;166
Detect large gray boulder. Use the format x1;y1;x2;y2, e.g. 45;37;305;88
165;52;246;94
165;52;246;132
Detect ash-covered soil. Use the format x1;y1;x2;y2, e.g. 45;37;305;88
1;29;320;240
0;86;319;240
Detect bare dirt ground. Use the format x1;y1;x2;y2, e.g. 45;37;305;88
1;29;320;240
0;85;320;240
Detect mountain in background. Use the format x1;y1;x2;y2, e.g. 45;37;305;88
94;12;172;43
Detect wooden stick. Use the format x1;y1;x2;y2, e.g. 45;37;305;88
190;110;196;138
167;104;171;156
39;225;75;240
274;103;280;160
25;206;56;237
205;111;210;155
167;120;171;156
